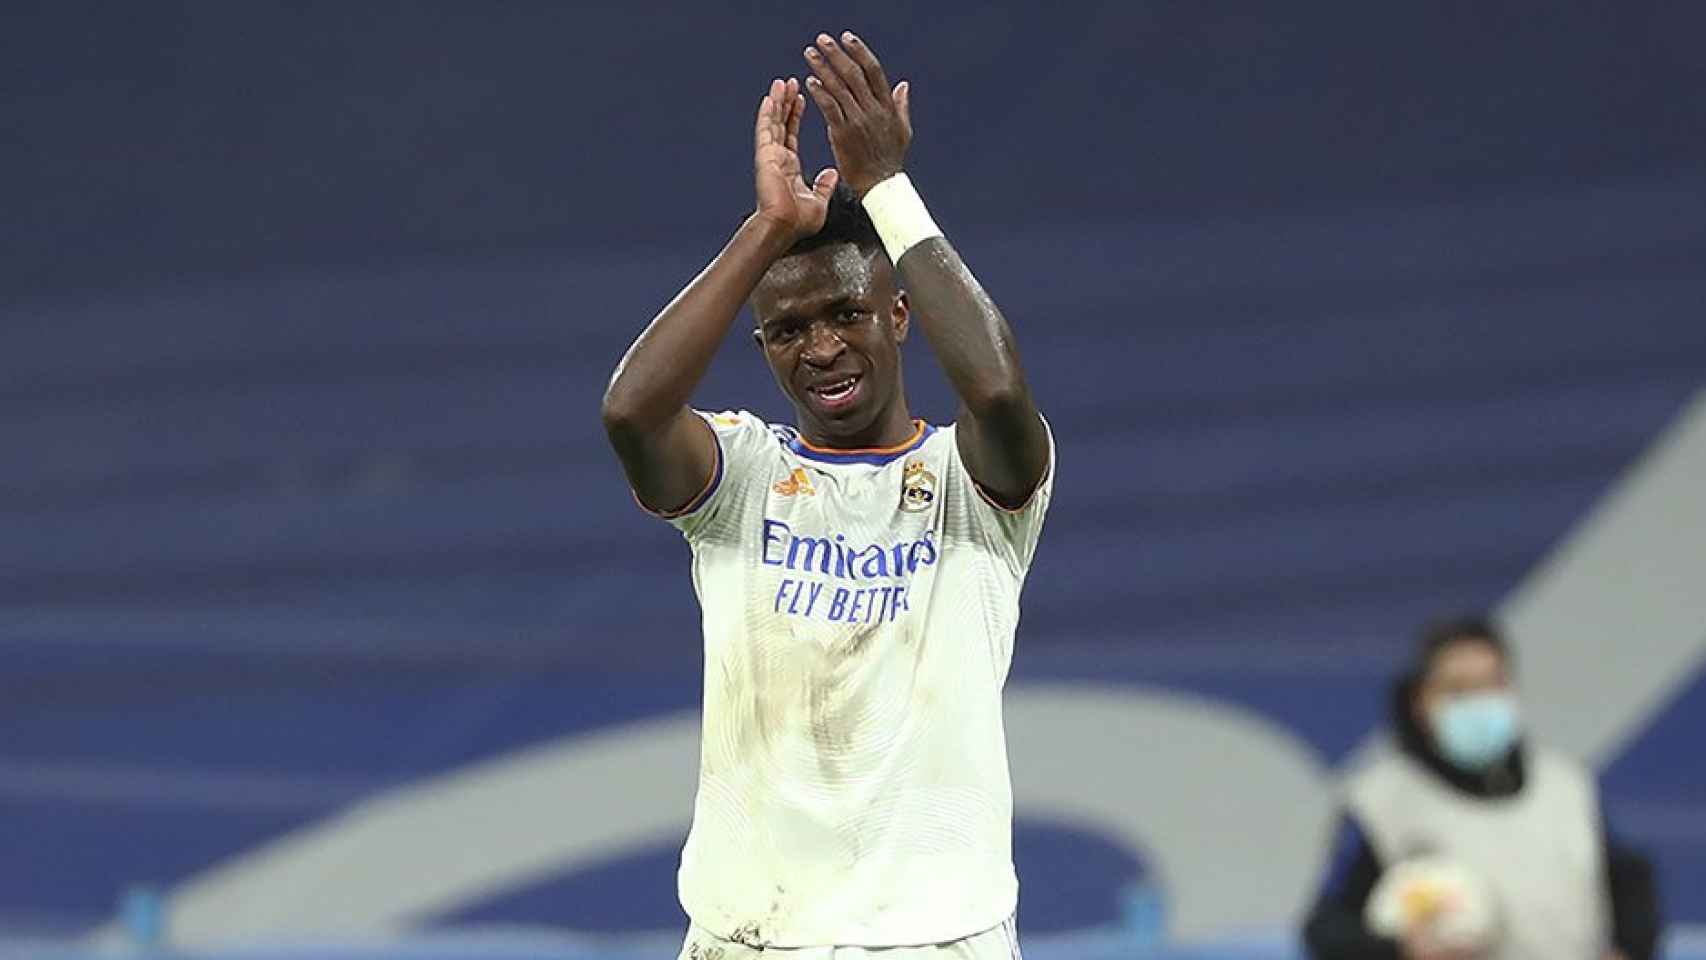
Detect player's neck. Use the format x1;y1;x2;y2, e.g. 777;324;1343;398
798;397;917;451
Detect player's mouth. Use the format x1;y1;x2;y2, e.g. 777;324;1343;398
805;373;863;413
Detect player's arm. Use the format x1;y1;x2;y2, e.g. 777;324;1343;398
602;78;838;514
802;31;1049;508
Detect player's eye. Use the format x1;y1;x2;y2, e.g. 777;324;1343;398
836;308;866;324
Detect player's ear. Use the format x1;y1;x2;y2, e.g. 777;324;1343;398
890;291;910;344
750;310;767;351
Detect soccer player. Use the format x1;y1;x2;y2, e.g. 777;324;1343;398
601;31;1053;960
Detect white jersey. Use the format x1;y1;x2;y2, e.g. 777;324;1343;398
656;410;1054;949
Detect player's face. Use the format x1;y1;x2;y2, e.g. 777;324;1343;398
751;244;908;443
1414;639;1511;724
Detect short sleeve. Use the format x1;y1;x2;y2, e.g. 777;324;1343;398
953;414;1056;574
648;409;779;542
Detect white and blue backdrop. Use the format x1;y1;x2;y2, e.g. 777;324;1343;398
4;4;1704;958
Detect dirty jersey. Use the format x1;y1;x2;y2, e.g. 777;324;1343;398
653;410;1054;948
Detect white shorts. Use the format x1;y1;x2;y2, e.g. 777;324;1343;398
676;916;1021;960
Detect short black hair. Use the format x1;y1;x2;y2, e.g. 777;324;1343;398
1415;613;1511;677
782;183;883;260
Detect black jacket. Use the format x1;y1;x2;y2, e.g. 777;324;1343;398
1301;680;1661;960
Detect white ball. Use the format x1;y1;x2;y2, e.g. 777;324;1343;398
1364;856;1500;951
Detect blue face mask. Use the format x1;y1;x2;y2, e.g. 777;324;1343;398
1429;691;1520;772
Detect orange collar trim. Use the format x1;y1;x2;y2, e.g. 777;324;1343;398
793;420;930;456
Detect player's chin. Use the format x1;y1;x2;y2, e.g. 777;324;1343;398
799;393;874;438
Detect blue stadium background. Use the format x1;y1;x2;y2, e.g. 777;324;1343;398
4;2;1704;955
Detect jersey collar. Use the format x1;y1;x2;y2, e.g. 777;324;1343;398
789;420;935;466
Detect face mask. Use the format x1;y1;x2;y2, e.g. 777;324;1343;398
1429;691;1520;772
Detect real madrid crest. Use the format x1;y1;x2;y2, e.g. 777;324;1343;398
900;459;937;512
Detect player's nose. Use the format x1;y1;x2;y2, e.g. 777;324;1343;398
800;321;846;366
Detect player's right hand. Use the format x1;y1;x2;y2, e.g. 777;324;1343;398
753;77;838;242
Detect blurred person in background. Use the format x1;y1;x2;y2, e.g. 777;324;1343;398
1303;615;1661;960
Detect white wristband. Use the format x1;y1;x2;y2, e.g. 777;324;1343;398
861;173;943;264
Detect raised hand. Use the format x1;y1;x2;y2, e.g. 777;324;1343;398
801;31;911;196
754;77;839;241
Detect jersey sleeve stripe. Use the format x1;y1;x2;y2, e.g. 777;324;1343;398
632;417;726;520
969;416;1055;514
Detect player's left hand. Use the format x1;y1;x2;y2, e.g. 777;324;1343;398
801;31;911;197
